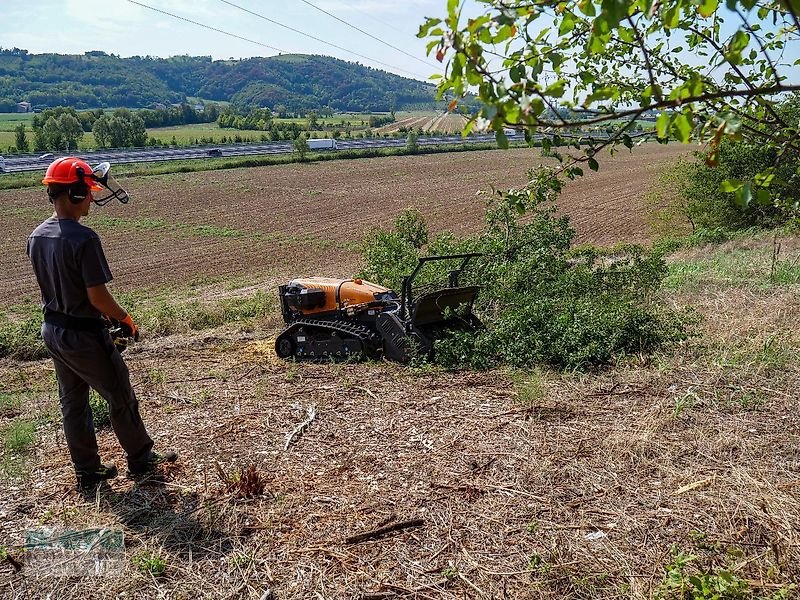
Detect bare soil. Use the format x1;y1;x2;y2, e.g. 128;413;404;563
0;143;688;305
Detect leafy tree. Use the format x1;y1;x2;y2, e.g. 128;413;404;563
406;129;419;153
39;117;63;151
58;113;84;151
32;107;85;151
91;110;147;148
421;0;800;212
14;123;28;153
92;116;110;148
0;52;435;114
293;133;310;160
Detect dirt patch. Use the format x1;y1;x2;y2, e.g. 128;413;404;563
0;318;798;598
0;144;688;305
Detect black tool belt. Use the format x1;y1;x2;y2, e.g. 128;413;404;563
44;311;106;333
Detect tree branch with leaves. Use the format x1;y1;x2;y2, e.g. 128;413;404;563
421;0;800;211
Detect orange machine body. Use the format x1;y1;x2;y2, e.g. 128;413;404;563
287;277;392;315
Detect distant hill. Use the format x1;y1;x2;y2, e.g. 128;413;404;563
0;49;438;113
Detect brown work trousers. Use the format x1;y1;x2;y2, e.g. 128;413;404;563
42;323;154;473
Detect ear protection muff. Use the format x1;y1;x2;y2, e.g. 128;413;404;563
68;166;90;203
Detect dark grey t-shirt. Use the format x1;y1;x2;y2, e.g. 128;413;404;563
27;217;113;319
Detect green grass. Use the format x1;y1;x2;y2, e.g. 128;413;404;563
189;224;247;238
0;417;37;480
84;216;171;231
715;333;797;372
0;113;34;130
0;302;47;360
1;129;97;151
83;216;250;239
115;289;275;336
145;113;383;144
147;123;263;144
0;284;276;359
2;419;36;453
513;370;545;406
0;392;24;417
773;259;800;284
185;96;230;107
81;215;310;244
665;247;800;290
89;390;110;429
133;551;167;576
0;111;389;151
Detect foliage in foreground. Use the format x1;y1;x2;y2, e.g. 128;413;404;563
422;0;799;214
360;170;693;370
657;545;795;600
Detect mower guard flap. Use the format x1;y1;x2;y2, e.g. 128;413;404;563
411;285;480;327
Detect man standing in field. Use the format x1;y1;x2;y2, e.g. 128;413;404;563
27;157;177;490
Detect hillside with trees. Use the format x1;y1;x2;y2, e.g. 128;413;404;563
0;48;436;113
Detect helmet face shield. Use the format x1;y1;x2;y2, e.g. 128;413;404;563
91;162;129;206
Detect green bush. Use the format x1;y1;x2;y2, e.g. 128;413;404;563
360;168;693;370
649;141;799;238
657;549;752;600
133;551;167;577
394;208;429;249
360;228;422;293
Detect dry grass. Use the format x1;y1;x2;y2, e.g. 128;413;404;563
0;158;797;597
1;235;799;598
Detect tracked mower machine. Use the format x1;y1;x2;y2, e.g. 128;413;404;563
275;253;482;362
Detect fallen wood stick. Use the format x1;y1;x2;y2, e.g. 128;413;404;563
345;518;425;544
284;405;317;450
355;386;379;401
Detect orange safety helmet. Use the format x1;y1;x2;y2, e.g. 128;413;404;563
42;157;105;192
42;157;129;205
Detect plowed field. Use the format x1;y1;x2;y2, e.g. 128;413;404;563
0;143;687;304
375;112;468;134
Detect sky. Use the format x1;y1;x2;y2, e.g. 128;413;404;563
0;0;472;82
1;1;796;87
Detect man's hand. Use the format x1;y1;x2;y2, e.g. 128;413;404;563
119;314;140;341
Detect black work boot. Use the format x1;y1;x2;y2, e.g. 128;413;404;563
76;464;118;490
127;450;178;478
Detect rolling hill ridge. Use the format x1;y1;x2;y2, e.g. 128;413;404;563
0;48;437;113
